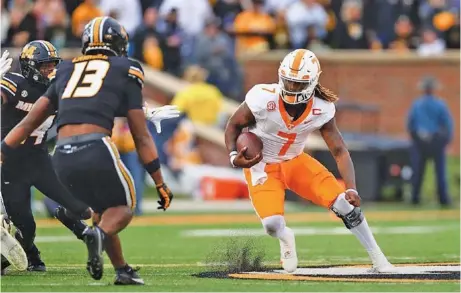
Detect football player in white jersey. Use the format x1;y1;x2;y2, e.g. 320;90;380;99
225;49;394;273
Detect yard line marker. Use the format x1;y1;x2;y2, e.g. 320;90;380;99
182;225;458;237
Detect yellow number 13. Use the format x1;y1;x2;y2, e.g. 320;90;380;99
62;60;110;99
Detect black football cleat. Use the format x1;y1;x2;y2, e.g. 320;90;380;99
114;265;144;285
83;227;104;280
26;245;46;272
54;206;88;241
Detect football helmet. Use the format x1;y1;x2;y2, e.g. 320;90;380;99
82;16;129;57
19;41;61;86
278;49;322;104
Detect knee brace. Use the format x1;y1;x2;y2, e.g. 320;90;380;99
261;215;286;238
331;193;364;229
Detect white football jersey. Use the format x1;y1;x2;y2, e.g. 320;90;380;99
245;83;335;163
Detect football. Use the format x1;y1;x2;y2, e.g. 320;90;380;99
236;132;263;159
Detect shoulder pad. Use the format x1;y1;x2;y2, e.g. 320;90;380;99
312;96;336;124
1;72;26;97
245;84;278;110
127;59;144;88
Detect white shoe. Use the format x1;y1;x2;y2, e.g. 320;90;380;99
0;225;28;271
279;229;297;273
367;249;396;273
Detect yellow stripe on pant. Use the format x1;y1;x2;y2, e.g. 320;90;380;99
102;137;136;210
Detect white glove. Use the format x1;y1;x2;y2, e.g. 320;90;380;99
0;51;13;79
144;104;180;133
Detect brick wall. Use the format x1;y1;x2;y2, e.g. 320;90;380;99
242;52;460;155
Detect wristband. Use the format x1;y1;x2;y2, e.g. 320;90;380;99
1;141;15;157
144;158;160;173
229;151;238;167
345;189;358;195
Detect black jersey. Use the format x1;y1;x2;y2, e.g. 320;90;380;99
44;54;144;132
1;72;55;149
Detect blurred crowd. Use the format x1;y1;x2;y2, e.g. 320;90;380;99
2;0;460;99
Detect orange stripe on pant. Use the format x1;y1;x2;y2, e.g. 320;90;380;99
244;153;344;219
103;137;136;210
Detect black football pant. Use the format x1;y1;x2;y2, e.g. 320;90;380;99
53;133;136;214
1;148;89;252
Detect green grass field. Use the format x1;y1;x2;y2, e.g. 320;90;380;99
1;209;459;292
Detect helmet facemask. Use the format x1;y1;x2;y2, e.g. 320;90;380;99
20;56;61;86
279;74;318;105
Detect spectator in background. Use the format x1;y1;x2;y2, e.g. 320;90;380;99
160;0;212;36
331;0;370;49
99;0;142;36
432;9;459;48
213;0;243;33
143;35;164;70
389;15;418;52
131;7;161;62
4;0;32;46
112;118;145;215
286;0;328;49
172;65;224;126
419;0;449;28
140;0;163;13
264;0;298;49
417;27;446;56
44;0;68;49
443;10;460;48
233;0;276;55
265;0;298;15
365;0;421;48
407;76;453;207
194;17;239;99
71;0;102;41
1;0;10;45
305;25;331;52
159;0;213;65
157;8;183;76
9;0;46;47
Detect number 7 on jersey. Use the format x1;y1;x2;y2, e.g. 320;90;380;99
277;131;297;156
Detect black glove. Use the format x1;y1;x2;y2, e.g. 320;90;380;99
156;183;173;211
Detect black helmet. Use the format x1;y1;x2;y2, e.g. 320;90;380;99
81;16;128;57
19;40;61;86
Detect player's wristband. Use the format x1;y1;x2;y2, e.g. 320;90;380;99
1;141;15;157
345;189;359;195
144;158;160;173
229;151;238;168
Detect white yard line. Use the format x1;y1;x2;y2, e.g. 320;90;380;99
34;225;456;243
182;225;458;237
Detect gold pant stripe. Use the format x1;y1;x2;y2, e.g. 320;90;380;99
102;137;136;210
